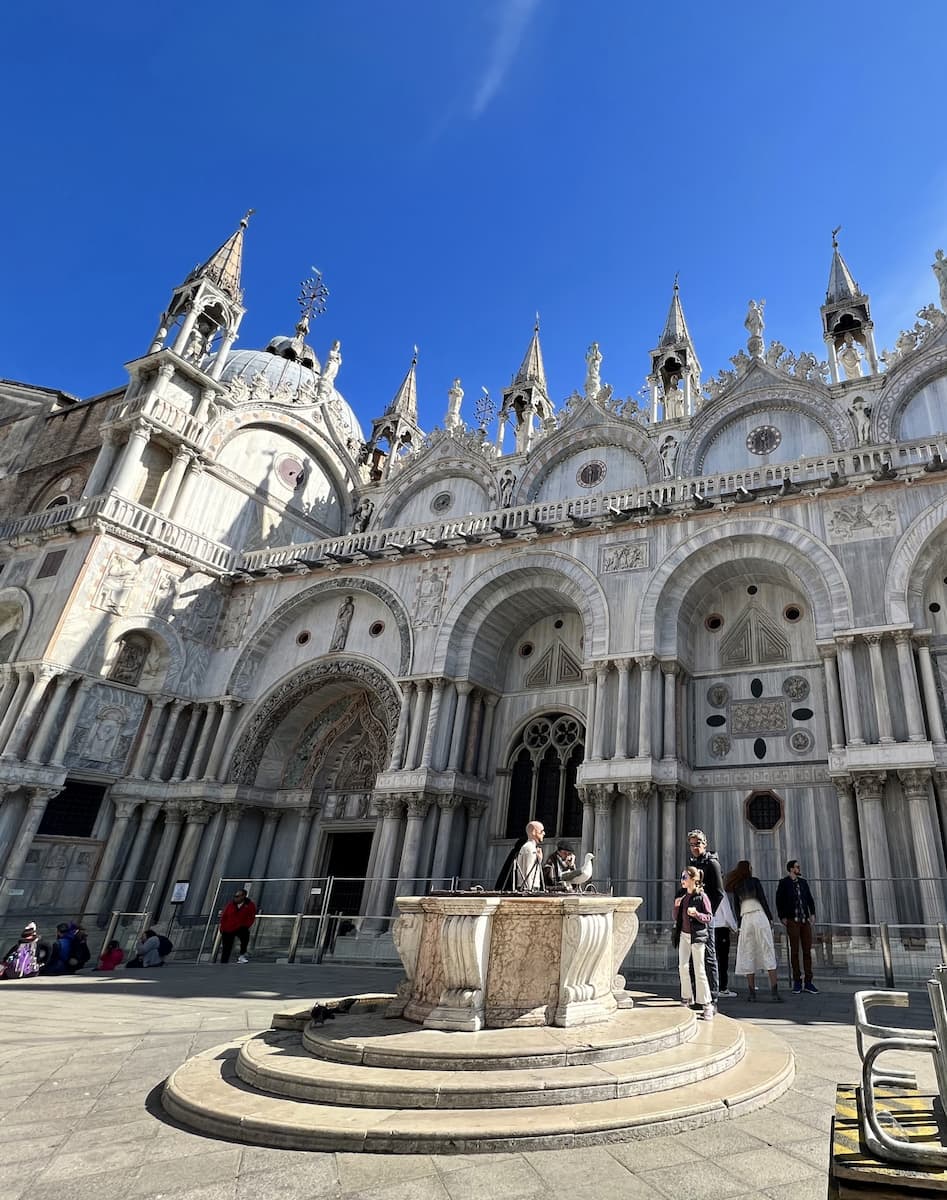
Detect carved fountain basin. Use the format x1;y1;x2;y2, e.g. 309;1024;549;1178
388;894;642;1031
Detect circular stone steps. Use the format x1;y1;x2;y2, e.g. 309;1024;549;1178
237;1019;745;1108
162;994;794;1153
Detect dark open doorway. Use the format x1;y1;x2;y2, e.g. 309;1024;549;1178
323;830;374;914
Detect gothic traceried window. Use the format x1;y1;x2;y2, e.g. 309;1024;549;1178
504;713;584;839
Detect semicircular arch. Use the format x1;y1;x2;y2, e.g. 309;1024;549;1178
884;493;947;626
637;518;852;654
518;422;662;501
874;344;947;443
0;586;32;662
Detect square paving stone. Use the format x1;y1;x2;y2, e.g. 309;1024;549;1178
725;1145;824;1190
605;1133;702;1172
638;1161;752;1200
337;1153;438;1194
24;1165;141;1200
344;1174;450;1200
130;1147;243;1196
440;1157;545;1200
763;1176;830;1200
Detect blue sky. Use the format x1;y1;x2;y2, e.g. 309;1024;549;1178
2;2;945;437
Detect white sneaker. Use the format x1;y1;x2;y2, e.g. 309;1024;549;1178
701;1004;715;1021
718;989;737;998
237;955;249;963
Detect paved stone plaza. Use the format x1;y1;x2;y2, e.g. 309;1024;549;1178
0;963;938;1200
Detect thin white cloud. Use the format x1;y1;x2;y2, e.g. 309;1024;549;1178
470;0;542;118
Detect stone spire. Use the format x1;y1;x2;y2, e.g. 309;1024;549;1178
499;318;553;454
387;347;419;423
821;228;878;381
186;210;253;303
648;276;701;422
362;349;423;483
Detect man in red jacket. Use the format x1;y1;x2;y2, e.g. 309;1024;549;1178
218;889;257;963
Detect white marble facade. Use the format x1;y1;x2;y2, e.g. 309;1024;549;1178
2;222;947;931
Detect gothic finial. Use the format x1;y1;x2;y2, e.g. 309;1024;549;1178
673;271;679;292
412;344;419;365
534;310;540;332
240;208;255;230
831;225;841;249
297;268;329;331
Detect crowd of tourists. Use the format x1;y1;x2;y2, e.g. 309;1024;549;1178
0;920;176;979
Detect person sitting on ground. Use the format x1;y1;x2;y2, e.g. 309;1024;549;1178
126;928;171;968
96;939;124;972
66;926;91;973
724;860;783;1004
45;922;76;974
0;922;48;979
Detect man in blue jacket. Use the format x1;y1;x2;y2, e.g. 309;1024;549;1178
776;860;818;994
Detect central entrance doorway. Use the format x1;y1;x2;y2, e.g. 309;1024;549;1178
323;830;374;915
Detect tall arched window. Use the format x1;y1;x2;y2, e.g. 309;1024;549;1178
504;713;584;839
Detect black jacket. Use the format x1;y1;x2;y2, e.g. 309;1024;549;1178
729;877;773;925
775;875;816;921
687;850;723;913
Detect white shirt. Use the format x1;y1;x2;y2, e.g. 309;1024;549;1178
515;839;543;889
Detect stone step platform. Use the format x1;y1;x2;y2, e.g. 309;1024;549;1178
301;1000;696;1071
163;999;794;1153
237;1014;745;1108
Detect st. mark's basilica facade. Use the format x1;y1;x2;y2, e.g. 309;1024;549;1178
2;216;947;935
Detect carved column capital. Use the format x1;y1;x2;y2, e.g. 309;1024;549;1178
437;794;463;811
454;681;474;697
464;798;489;819
621;782;651;808
833;777;854;803
892;629;914;646
660;660;680;677
405;793;432;819
380;796;405;820
27;786;61;807
853;771;886;802
657;784;678;805
183;800;216;825
415;679;431;696
482;692;499;711
592;785;615;813
836;634;856;650
898;768;932;799
162;801;187;825
220;697;243;713
613;657;632;673
113;799;142;820
594;662;610;682
817;643;838;661
863;632;884;647
260;808;281;827
636;655;656;672
915;630;932;649
429;678;446;696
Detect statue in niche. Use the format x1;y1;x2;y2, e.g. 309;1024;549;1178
659;436;677;477
585;342;603;398
352;496;374;533
318;340;342;399
108;633;150;687
97;555;138;615
445;378;464;431
933;249;947;311
498;470;516;508
839;333;864;380
329;595;355;652
850;396;871;444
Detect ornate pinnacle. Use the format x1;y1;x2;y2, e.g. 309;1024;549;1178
476;385;495;431
297;267;329;333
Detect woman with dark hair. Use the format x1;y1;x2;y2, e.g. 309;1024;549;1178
724;860;783;1003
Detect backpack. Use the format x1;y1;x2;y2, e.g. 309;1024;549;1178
3;941;39;979
157;935;174;958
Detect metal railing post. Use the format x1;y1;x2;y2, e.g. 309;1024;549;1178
938;923;947;966
287;913;303;963
99;911;120;959
880;922;895;988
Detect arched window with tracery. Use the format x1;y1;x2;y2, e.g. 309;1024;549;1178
504;713;584;839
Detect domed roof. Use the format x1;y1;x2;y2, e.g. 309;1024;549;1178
214;342;364;445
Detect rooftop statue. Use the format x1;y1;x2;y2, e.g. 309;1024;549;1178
839;333;864;380
933;249;947;311
585;342;602;398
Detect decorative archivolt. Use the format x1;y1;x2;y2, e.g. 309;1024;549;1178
228;575;413;694
82;613;184;692
0;585;31;662
205;410;359;494
227;656;401;785
637;519;852;654
677;383;852;478
282;691;387;789
517;421;661;501
884;493;947;626
373;444;497;527
873;342;947;444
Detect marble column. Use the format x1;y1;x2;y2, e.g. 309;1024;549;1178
84;799;142;914
249;809;281;883
580;789;596;861
865;634;894;744
388;682;414;771
396;794;432;892
898;769;946;926
24;671;74;763
154;446;193;516
48;677;95;767
363;797;405;925
832;779;869;929
591;664;609;761
661;661;678;759
4;667;57;761
200;804;246;916
463;692;484;775
0;788;60;915
160;802;215;921
146;804;186;915
82;427;120;497
0;666;31;755
128;696;171;778
621;783;649;899
292;803;325;911
477;694;499;779
836;636;865;746
447;683;473;772
818;645;845;750
186;701;219;781
584;669;598;763
659;784;679;918
916;635;947;745
636;656;654;758
459;799;488;884
110;425;151;500
430;795;462;884
614;659;631;759
170;458;205;522
112;800;162;912
206;698;241;781
420;680;445;769
592;786;614;883
169;705;203;781
853;772;896;921
150;699;186;780
0;666;18;722
405;681;429;770
894;631;926;742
